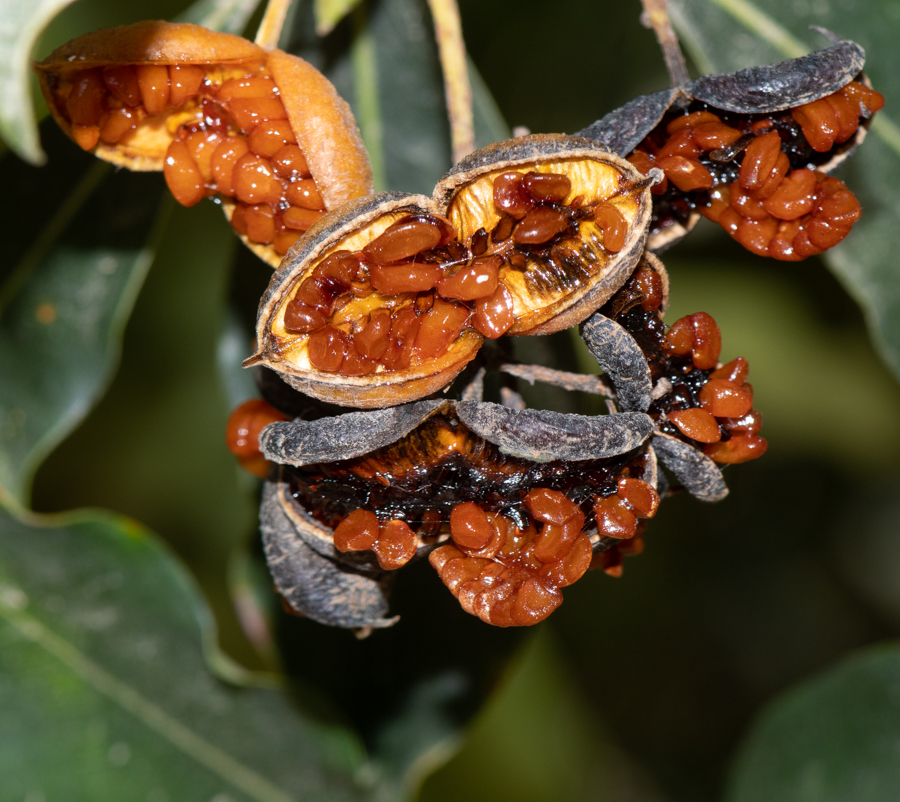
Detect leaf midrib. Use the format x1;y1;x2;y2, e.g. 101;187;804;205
0;595;296;802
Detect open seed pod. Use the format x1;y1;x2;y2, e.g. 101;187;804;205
433;134;657;335
248;134;658;408
247;192;486;408
575;38;884;259
580;253;767;503
34;21;373;267
258;398;658;629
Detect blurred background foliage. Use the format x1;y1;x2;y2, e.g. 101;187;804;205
2;0;900;799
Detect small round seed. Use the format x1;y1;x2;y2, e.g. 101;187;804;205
704;435;768;464
668;408;722;443
698;378;753;418
513;207;568;245
333;509;379;552
135;64;170;115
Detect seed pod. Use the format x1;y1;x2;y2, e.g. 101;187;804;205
246;192;483;408
249;136;658;408
434;134;657;335
34;21;373;267
257;397;657;629
576;38;883;258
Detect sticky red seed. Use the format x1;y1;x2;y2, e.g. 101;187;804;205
369;262;442;294
657;129;702;160
283;300;326;333
791;98;839;152
666;110;720;134
365;217;446;264
691;121;742;150
710;356;749;384
704;435;768;464
211;137;250;196
513;206;568;244
102;66;141;107
283;206;325;231
739;131;782;192
593;495;638;540
248;120;297;158
616;478;659;519
450;502;494;551
372;520;418;570
353;312;392;359
594;204;628;252
164;140;206;207
225;398;286;457
656;155;714;191
522;171;571;203
135;64;170;115
66;69;105;126
437;257;500;301
413;299;470;359
492;172;534;219
689;312;722;370
698;378;753;418
285;179;325;210
473;283;514;339
524;488;581;524
271;144;310;179
762;169;817;220
168;65;204;106
333;509;379;552
533;518;583;564
539;534;593;588
244;204;276;244
98;108;137;144
307;326;348;371
217;77;277;101
228;97;288;134
511;578;561;626
735;215;779;257
668;408;722;443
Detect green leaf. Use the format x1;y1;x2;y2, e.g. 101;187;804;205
669;0;900;380
0;0;78;164
0;498;370;800
0;165;168;505
726;642;900;802
178;0;266;34
315;0;364;36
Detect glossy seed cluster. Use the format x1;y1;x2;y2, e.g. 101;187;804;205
48;62;325;256
628;81;884;259
281;171;628;377
611;265;768;465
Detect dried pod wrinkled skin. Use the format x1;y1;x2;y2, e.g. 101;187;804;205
257;398;658;629
580;253;767;501
248;134;657;409
34;21;374;267
576;39;884;258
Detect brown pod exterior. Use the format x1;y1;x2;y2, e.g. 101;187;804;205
249;193;483;409
34;21;373;267
434;134;656;335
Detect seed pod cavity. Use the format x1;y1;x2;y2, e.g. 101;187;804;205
260;399;447;465
650;432;728;502
435;134;656;335
261;480;397;629
455;402;653;462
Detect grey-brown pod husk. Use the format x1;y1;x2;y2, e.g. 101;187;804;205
651;431;728;503
575;39;873;252
579;314;653;412
434;133;659;335
248;192;483;410
260;399;446;466
261;478;397;629
455;401;653;462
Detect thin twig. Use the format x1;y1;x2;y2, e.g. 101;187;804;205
426;0;475;163
255;0;294;49
640;0;690;88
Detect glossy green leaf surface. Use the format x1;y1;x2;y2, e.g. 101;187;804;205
0;0;77;164
726;642;900;802
0;166;166;505
670;0;900;380
0;499;369;801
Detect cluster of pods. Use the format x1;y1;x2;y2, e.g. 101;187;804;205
37;22;881;631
